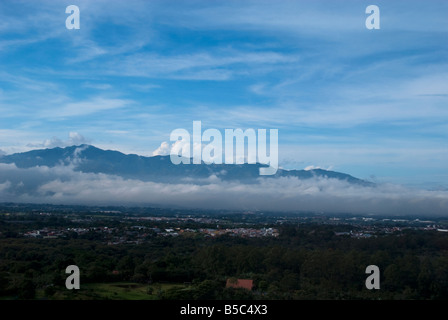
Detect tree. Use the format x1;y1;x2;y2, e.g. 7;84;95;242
18;273;35;300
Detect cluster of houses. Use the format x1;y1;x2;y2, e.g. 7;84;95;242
156;226;278;238
23;226;113;239
24;229;62;239
21;225;279;243
199;227;279;238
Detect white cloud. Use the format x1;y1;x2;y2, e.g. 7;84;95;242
82;82;113;90
0;180;11;192
27;132;91;149
45;97;131;118
304;165;334;171
152;141;171;156
130;84;161;92
69;145;89;166
0;162;447;216
169;140;203;160
169;140;186;156
109;50;298;80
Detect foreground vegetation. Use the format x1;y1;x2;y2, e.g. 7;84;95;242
1;208;448;300
1;229;447;299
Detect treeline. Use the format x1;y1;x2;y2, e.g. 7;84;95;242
0;224;447;300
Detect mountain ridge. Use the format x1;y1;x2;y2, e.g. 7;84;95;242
0;144;374;186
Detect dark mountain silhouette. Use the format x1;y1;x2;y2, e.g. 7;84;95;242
0;144;373;186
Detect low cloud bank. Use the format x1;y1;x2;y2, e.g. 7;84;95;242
0;163;447;216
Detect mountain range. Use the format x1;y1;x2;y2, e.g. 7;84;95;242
0;144;373;186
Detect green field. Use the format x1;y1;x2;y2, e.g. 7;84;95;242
35;282;191;300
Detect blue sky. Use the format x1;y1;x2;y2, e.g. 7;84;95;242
1;0;447;188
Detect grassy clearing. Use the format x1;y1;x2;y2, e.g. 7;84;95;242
36;282;190;300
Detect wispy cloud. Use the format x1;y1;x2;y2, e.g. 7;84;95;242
82;82;113;90
42;97;132;119
103;50;298;80
130;83;161;92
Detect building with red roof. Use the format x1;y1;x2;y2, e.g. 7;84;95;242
226;278;254;291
